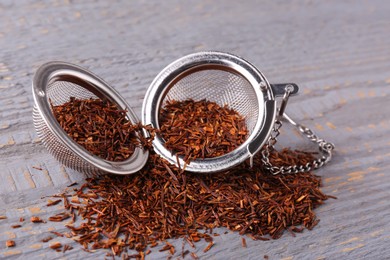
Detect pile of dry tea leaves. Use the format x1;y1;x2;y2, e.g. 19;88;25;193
160;99;248;162
48;149;333;258
52;97;140;162
38;98;335;258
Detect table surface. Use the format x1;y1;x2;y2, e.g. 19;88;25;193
1;1;389;259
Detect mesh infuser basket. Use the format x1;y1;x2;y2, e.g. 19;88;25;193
142;51;298;173
32;62;149;175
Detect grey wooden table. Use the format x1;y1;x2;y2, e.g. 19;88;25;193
1;0;389;259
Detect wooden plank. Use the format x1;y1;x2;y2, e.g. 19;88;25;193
0;0;390;259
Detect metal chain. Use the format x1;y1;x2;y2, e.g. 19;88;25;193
261;85;334;175
261;115;335;175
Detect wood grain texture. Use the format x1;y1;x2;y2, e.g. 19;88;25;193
0;0;389;259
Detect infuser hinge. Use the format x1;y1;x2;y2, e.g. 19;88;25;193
270;83;299;97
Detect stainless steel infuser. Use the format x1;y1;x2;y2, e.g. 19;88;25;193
142;51;333;173
32;62;149;175
32;51;334;175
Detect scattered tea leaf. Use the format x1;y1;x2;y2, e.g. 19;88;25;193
6;240;15;247
31;216;44;223
49;242;62;250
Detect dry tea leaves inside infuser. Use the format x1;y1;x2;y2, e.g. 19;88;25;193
159;99;249;163
51;97;139;162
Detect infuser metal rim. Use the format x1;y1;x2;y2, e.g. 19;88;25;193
32;61;149;175
142;51;276;173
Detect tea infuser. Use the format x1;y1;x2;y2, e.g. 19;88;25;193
32;61;149;175
32;52;334;175
142;51;334;173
